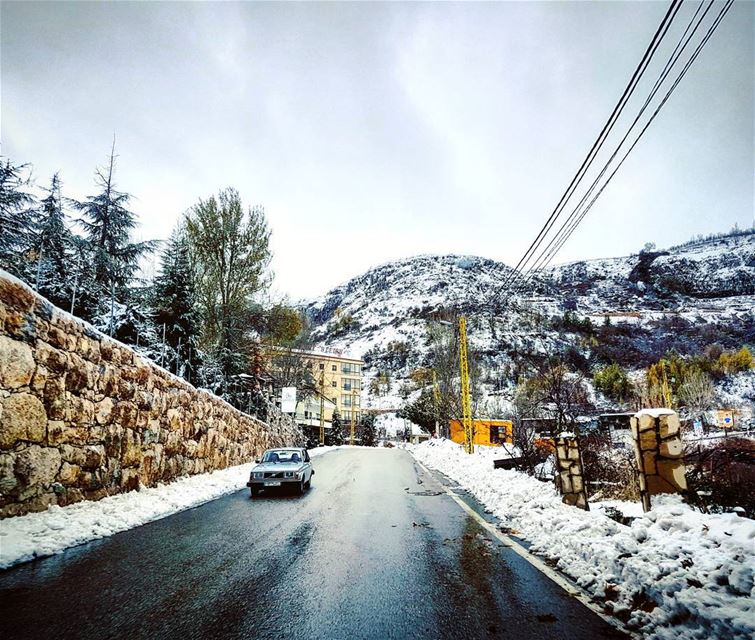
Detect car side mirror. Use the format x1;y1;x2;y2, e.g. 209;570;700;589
255;458;261;464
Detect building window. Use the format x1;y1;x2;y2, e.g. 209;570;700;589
341;363;361;375
331;381;337;387
332;364;337;371
319;363;324;370
341;395;360;407
342;378;360;391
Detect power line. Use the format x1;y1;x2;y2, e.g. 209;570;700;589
508;0;734;297
509;0;720;295
490;0;683;303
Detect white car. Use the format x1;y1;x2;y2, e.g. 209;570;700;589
246;448;314;497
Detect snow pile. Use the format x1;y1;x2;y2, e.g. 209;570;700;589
411;439;755;640
0;446;337;570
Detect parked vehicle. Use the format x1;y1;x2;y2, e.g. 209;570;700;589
247;448;314;497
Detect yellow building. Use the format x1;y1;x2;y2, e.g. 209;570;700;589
449;419;513;447
308;351;364;426
265;347;364;427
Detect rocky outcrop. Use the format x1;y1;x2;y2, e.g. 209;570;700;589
0;271;302;518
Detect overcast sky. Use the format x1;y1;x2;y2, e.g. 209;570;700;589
2;1;753;300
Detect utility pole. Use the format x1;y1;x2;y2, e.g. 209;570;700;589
459;316;474;454
351;388;358;446
319;371;325;446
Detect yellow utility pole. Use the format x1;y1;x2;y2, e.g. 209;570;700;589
351;388;358;446
319;372;325;446
458;317;474;454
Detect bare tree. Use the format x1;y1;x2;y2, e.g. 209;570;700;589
678;370;715;419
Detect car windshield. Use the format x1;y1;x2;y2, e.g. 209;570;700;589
262;450;301;464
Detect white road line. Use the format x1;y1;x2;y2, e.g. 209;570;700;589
413;459;640;640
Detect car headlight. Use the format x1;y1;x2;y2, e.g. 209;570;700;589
284;471;294;478
253;472;263;479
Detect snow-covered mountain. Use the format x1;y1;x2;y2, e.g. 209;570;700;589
303;230;755;407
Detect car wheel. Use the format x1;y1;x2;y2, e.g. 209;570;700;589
250;488;260;498
298;480;306;495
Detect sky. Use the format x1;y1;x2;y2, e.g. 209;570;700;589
2;1;753;300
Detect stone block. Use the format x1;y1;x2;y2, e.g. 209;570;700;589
659;439;683;458
47;422;88;445
15;445;61;487
60;444;88;466
59;462;81;485
121;429;142;467
120;468;140;491
656;459;687;492
64;393;94;426
112;401;138;429
46;326;69;350
639;429;657;450
0;336;35;388
78;337;101;363
43;376;66;420
98;364;119;396
83;445;106;469
35;340;68;373
95;398;114;425
64;353;89;392
659;413;680;437
0;452;17;494
0;393;47;448
31;364;48;393
24;492;58;513
642;451;657;475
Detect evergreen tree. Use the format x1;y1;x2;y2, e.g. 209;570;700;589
152;225;200;381
30;173;75;307
0;158;35;274
360;413;377;447
329;409;345;446
72;142;156;322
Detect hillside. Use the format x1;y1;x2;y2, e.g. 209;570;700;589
303;230;755;411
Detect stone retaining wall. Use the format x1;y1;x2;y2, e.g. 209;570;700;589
0;272;302;518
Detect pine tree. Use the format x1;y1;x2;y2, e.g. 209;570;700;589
0;158;35;275
360;413;377;447
30;174;75;307
152;225;200;381
329;409;345;446
72;142;156;323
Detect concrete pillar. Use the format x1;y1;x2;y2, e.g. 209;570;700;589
630;409;687;512
554;435;589;510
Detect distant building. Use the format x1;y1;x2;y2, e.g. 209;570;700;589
264;347;364;428
449;419;513;447
407;423;431;444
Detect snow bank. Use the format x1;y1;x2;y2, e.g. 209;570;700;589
0;446;337;570
411;439;755;640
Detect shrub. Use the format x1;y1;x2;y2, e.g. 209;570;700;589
594;364;633;403
715;346;754;375
685;438;755;517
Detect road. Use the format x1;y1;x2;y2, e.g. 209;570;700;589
0;448;626;640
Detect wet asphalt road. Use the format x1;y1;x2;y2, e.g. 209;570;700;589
0;448;626;640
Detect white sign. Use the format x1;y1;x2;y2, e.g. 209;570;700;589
281;387;297;413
